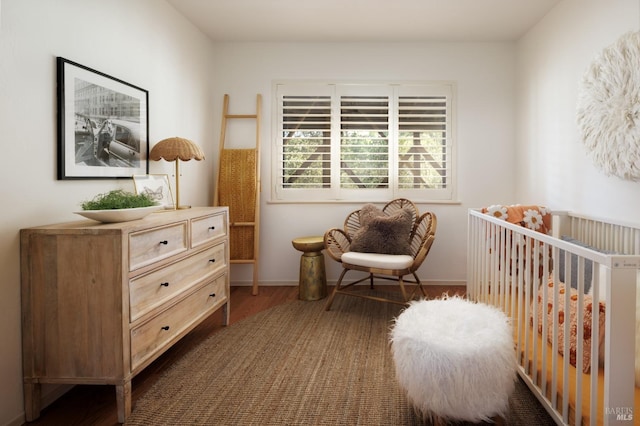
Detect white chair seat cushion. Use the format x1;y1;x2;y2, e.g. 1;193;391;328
342;251;414;269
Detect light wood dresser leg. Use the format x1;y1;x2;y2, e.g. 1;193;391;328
116;381;132;424
23;382;42;421
222;301;230;326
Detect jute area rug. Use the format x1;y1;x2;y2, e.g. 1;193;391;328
126;293;555;425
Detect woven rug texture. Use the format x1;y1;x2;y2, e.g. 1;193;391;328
126;294;555;425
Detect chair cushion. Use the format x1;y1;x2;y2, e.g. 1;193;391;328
349;204;413;255
342;252;414;270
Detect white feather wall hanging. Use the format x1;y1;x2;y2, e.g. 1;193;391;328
576;31;640;180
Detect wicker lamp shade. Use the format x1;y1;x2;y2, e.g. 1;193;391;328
149;137;204;209
149;137;205;162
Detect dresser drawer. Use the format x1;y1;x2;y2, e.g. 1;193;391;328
129;243;227;322
129;222;188;270
130;275;227;371
192;213;227;248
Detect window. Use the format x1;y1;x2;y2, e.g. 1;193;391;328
273;81;456;202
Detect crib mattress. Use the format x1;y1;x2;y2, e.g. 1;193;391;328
517;321;639;425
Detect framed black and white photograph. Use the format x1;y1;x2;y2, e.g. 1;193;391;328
133;174;175;209
57;57;149;179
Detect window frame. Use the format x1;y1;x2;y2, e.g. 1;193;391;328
271;80;457;203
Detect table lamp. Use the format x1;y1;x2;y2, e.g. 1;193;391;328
149;137;205;209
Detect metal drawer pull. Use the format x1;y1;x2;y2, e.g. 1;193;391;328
159;240;168;245
160;282;169;287
209;259;216;263
161;326;170;331
209;293;216;298
209;226;216;230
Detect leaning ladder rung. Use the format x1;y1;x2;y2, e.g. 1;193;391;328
231;222;256;227
225;114;257;119
231;259;256;264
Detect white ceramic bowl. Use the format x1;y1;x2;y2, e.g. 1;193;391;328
74;205;163;223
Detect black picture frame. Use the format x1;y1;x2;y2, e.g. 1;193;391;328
57;57;149;179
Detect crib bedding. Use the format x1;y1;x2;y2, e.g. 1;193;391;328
531;278;606;374
481;204;554;278
480;204;626;373
518;318;640;426
481;204;551;234
519;317;600;425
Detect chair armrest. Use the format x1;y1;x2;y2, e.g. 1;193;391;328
324;228;351;262
409;212;437;270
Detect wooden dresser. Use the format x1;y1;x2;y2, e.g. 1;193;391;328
20;207;229;423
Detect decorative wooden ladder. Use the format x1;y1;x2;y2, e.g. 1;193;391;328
214;94;262;295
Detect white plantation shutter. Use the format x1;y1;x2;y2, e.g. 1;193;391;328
280;94;332;189
273;82;455;202
339;94;389;189
396;84;453;200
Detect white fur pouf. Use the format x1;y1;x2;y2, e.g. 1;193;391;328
390;297;516;423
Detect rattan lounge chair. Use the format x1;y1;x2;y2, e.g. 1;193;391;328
324;199;437;310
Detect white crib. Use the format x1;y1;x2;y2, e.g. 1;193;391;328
467;208;640;425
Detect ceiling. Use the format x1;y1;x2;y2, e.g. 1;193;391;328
166;0;562;43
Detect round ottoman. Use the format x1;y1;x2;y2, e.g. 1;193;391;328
390;297;516;423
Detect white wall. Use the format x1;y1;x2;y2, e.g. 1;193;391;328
516;0;640;220
0;0;216;424
211;41;518;285
12;0;634;424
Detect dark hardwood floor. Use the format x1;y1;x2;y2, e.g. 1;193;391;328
24;284;463;426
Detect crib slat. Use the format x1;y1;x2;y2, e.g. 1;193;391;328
590;267;600;426
562;265;571;424
575;255;585;425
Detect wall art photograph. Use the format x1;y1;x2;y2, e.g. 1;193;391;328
57;57;149;179
133;174;175;209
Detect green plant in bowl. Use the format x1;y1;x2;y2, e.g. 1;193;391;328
81;190;157;210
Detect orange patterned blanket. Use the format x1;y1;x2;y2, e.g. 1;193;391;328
481;204;551;234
